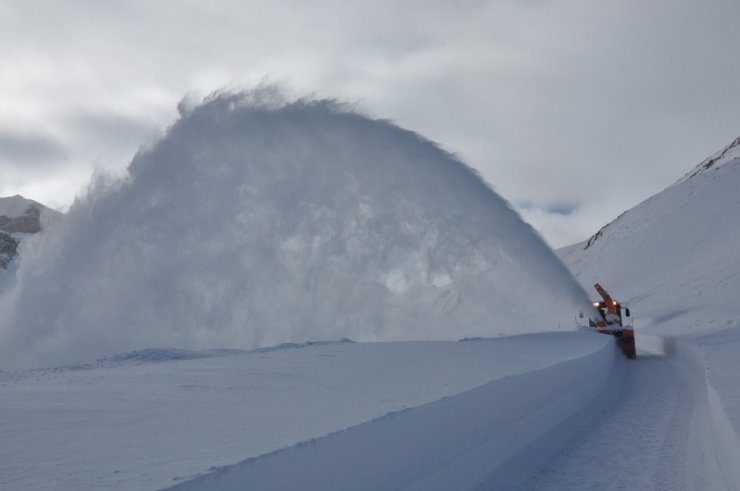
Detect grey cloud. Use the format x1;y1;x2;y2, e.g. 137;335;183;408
517;201;580;216
0;132;66;166
546;203;579;216
2;0;740;248
69;112;160;153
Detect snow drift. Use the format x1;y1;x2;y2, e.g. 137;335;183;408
0;88;592;369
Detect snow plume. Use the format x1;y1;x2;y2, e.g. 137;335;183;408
0;88;593;369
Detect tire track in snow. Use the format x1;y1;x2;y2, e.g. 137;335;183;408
488;355;696;491
653;356;693;491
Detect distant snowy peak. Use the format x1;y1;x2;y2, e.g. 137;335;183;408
582;210;626;251
580;135;740;251
0;194;62;224
678;135;740;183
0;195;61;269
0;194;38;218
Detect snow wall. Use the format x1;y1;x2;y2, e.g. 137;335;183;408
167;335;615;491
0;88;594;369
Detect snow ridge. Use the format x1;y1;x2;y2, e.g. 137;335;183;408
678;135;740;183
98;348;248;364
579;134;740;252
97;339;356;365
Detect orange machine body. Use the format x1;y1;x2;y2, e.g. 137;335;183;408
590;283;636;359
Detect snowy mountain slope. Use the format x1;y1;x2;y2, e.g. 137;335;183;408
0;195;42;221
0;89;594;370
557;135;740;487
0;333;613;491
0;195;61;232
0;195;61;296
558;139;740;333
677;135;740;183
0;195;61;269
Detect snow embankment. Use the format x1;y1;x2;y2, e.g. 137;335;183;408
677;333;740;489
0;332;613;491
165;334;615;491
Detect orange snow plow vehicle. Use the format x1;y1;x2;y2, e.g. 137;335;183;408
587;283;636;359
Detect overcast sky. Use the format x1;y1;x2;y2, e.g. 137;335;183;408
1;0;739;247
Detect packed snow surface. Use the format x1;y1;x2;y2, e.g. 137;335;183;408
558;135;740;489
0;332;612;491
482;340;729;491
0;89;593;369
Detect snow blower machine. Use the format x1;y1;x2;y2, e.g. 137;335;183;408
585;283;636;359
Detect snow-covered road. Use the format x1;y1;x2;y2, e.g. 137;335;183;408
168;336;738;491
482;343;730;491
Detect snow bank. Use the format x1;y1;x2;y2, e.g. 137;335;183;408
0;333;612;491
167;334;614;491
679;329;740;489
707;386;740;489
663;338;740;490
0;88;593;369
